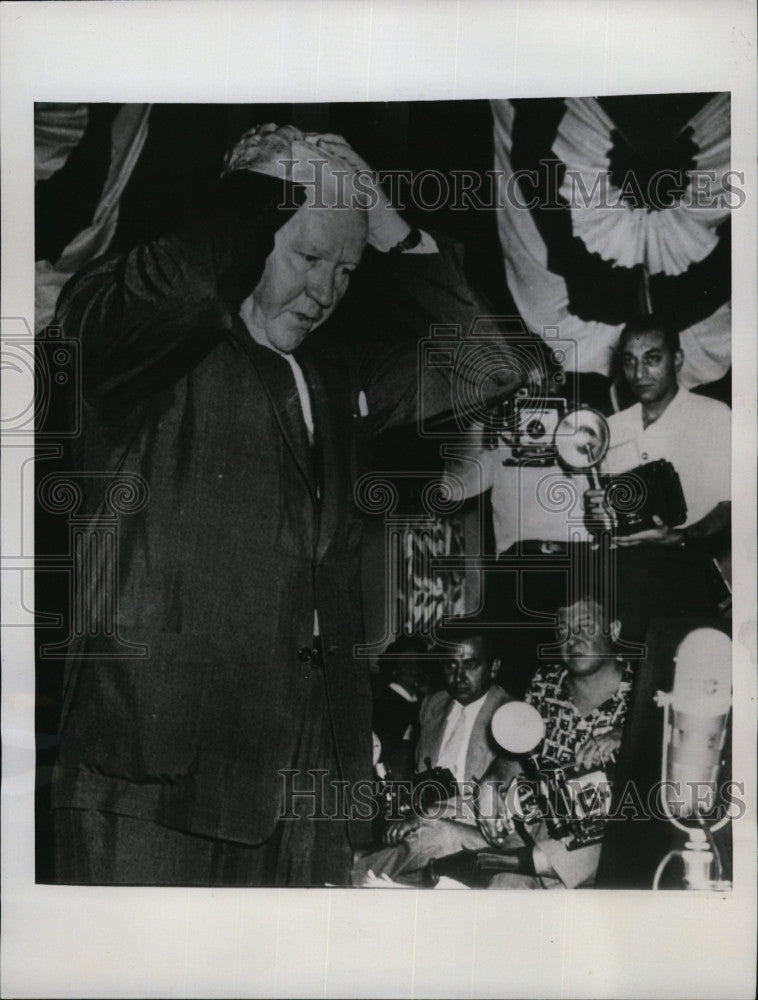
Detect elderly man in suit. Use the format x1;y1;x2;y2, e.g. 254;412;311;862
49;124;525;887
353;620;512;884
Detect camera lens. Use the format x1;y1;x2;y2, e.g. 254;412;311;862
526;419;546;439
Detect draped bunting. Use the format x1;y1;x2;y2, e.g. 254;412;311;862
35;103;151;332
491;95;731;389
35;103;90;183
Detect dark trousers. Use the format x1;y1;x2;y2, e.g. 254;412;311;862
53;655;353;887
53;808;279;886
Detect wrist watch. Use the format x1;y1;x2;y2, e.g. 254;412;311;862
390;226;423;254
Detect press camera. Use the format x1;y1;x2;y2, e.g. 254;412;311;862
489;701;612;852
378;757;458;822
500;397;687;536
552;406;687;537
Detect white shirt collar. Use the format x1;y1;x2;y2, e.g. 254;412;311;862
450;688;489;718
639;384;685;432
438;689;491;784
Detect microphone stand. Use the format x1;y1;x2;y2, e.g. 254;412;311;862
652;691;731;890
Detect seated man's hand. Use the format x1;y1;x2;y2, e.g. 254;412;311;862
614;514;685;547
474;776;516;848
575;726;623;771
383;816;421;846
477;814;513;849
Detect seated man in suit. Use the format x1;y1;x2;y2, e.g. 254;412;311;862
372;635;430;780
354;620;512;884
471;593;634;889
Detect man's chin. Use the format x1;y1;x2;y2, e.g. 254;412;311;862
269;327;311;354
633;386;656;401
567;657;602;676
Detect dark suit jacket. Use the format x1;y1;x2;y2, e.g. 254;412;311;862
50;172;524;846
372;686;420;764
416;685;512;785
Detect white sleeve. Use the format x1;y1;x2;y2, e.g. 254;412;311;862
704;401;731;506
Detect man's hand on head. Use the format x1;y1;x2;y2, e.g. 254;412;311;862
222;123;345;193
223;123;305;179
308;134;411;252
223;124;422;254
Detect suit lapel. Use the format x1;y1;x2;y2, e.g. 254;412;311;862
228;318;318;501
298;351;348;564
227;320;354;562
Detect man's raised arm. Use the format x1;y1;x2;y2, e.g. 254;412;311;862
55;171;304;406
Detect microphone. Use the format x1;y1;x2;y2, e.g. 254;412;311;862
659;628;732;820
653;627;732;890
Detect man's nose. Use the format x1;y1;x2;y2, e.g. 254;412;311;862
306;264;335;309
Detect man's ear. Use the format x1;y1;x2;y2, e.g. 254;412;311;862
610;620;622;643
673;348;684;374
490;658;501;679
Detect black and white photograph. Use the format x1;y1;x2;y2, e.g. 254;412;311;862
31;92;736;892
2;2;756;998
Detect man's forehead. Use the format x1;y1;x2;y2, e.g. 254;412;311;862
443;636;485;658
621;330;669;355
558;600;603;623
